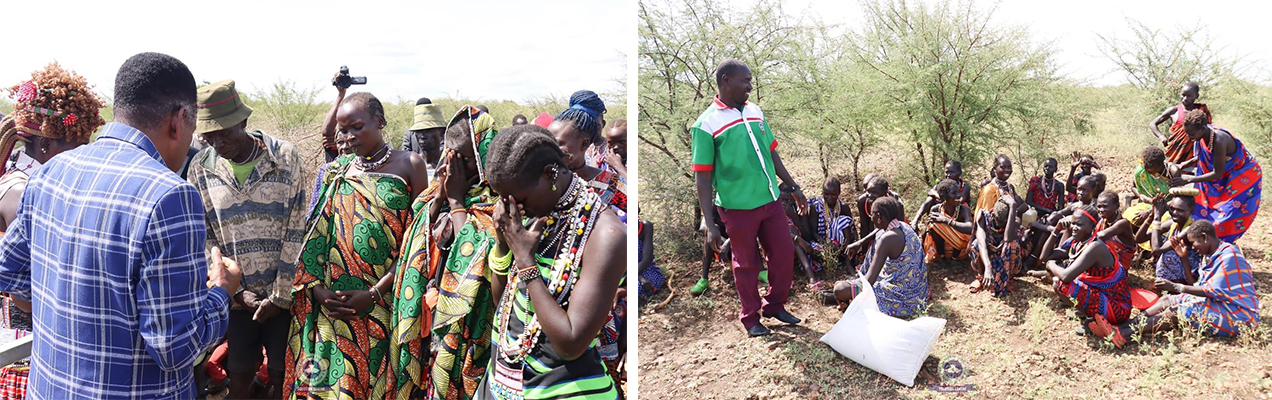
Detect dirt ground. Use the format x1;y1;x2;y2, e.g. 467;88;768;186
638;145;1272;399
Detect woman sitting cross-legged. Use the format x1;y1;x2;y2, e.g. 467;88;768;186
915;179;974;265
1035;204;1133;329
822;197;929;318
1090;220;1260;347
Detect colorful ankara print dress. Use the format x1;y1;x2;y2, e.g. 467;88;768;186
488;185;620;400
1167;242;1260;337
1165;103;1211;163
1191;127;1262;242
283;155;413;400
847;221;929;318
390;106;499;400
1054;238;1132;324
967;211;1022;297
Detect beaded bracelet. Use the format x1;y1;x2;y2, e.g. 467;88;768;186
490;248;514;276
370;286;383;303
518;264;541;283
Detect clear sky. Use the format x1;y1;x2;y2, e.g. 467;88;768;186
731;0;1272;85
1;0;630;104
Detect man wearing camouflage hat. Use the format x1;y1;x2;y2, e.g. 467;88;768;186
400;97;446;181
185;80;307;399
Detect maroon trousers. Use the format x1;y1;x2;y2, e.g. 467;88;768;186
718;201;794;328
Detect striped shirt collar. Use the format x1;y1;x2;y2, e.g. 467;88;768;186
96;122;165;164
713;94;749;110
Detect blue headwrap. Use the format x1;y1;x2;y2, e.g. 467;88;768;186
556;90;607;142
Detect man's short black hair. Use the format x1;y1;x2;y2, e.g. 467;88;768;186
1184;81;1201;93
113;52;196;128
416;97;432;105
513;114;527;124
714;58;748;85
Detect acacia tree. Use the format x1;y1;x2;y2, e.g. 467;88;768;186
845;0;1062;184
638;0;802;222
1096;20;1244;113
767;25;887;186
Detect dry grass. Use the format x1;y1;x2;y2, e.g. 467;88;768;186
638;97;1272;399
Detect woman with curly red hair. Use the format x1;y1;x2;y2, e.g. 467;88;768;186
0;60;105;399
0;62;107;231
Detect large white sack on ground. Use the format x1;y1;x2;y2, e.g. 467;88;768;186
819;276;945;387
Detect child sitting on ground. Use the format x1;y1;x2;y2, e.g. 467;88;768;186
1132;195;1201;284
969;195;1023;296
1091;220;1259;347
1093;191;1137;269
914;160;972;222
1065;153;1099;202
1026;158;1066;219
809;177;858;248
1023;157;1065;268
1047;174;1100;226
1132;146;1173;210
915;179;974;264
638;218;665;302
856;175;903;241
1037;204;1133;328
781;184;824;290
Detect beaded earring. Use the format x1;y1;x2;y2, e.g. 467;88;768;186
550;165;560;191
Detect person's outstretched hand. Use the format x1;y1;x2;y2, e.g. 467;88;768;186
793;189;810;215
208;247;242;297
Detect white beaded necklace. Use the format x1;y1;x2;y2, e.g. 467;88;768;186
495;177;602;364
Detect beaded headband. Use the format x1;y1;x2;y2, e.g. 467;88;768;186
24;105;78;126
14;81;80;125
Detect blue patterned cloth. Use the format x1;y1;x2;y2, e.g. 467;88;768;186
1156;248;1201;281
854;222;929;317
809;197;853;245
0;123;230;400
638;239;665;300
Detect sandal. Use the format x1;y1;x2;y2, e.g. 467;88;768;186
1087;314;1127;348
969;278;984;293
808;281;826;291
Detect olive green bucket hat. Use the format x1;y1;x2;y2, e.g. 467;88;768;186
410;103;446;131
195;80;253;135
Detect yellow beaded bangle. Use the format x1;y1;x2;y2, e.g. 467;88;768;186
490;248;514;276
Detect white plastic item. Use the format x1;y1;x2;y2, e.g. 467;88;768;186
819;271;946;387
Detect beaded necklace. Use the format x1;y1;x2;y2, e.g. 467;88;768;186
357;144;392;171
495;176;603;364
